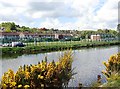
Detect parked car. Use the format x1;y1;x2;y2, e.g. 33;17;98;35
12;42;25;47
2;43;12;47
15;42;25;47
2;43;9;47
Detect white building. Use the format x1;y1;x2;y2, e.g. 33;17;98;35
90;34;101;41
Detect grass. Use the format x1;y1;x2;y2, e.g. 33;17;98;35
30;40;119;47
92;52;120;88
101;74;120;87
1;40;120;58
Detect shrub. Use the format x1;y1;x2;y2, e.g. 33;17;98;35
1;50;74;88
102;53;120;78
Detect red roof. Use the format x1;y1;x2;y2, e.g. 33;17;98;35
0;32;73;36
0;32;19;36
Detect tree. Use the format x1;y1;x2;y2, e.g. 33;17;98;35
1;22;16;32
5;29;11;32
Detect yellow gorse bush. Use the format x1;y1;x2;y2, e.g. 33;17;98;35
102;53;120;78
1;50;74;88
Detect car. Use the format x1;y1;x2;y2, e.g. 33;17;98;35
2;43;12;47
2;43;9;47
15;42;25;47
12;42;25;47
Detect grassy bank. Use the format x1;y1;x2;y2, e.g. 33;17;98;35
92;74;120;88
101;74;120;87
93;52;120;88
1;41;120;58
101;52;120;88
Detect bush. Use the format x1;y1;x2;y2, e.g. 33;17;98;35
102;74;120;87
1;50;74;88
12;47;23;53
102;53;120;78
2;48;12;53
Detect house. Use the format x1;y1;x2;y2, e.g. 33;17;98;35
62;34;73;39
90;34;117;41
39;34;55;39
55;34;73;39
19;32;39;39
0;32;74;43
90;34;101;41
0;32;20;43
100;33;117;41
0;32;20;39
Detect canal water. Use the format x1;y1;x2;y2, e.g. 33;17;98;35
1;46;119;87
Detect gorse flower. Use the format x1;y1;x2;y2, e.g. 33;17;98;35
41;84;44;87
102;53;120;78
2;84;7;89
25;72;30;79
1;50;74;88
18;84;22;88
24;85;30;88
10;82;16;87
38;75;44;79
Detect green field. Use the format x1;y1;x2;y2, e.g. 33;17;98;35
23;40;119;47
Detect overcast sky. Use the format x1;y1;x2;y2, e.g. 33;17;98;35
0;0;119;30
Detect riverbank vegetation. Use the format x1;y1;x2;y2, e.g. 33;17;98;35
92;53;120;88
101;53;120;87
1;50;75;88
101;74;120;87
1;40;120;58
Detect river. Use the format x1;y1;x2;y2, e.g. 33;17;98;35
1;45;119;87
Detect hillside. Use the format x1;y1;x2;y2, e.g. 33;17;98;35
0;22;119;39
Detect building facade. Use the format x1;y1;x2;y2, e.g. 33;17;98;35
0;32;73;43
90;34;101;41
90;34;117;41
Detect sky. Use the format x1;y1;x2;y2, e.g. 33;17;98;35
0;0;119;30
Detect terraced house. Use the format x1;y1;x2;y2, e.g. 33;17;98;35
90;34;117;41
0;32;73;43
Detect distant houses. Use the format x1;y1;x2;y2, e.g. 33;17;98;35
90;34;117;41
0;32;73;43
0;31;118;43
0;32;19;39
90;34;101;41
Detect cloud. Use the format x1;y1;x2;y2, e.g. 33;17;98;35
95;0;118;22
40;18;76;30
26;1;80;18
0;0;119;30
28;2;63;11
0;1;14;7
93;0;119;29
